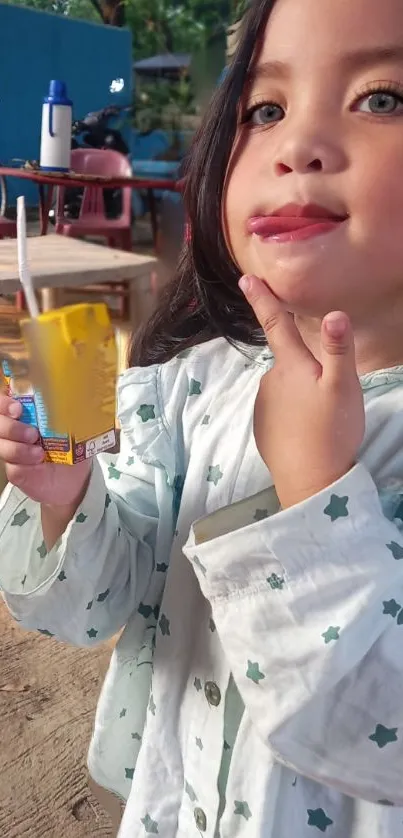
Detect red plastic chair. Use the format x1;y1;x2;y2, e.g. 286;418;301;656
55;148;132;250
0;217;17;239
55;148;133;317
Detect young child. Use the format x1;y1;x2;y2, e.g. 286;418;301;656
2;0;403;834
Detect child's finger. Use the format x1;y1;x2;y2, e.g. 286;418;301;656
321;311;357;387
239;274;313;365
0;394;22;419
0;414;39;445
0;439;44;466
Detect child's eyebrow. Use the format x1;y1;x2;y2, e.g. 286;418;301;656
341;45;403;71
249;46;403;84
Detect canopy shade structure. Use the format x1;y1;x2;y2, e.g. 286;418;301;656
134;54;191;79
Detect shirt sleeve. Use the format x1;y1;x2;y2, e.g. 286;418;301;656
183;464;403;806
0;365;175;648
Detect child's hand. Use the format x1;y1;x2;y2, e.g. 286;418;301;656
239;275;365;509
0;394;91;507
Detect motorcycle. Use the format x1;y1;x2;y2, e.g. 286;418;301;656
48;104;132;225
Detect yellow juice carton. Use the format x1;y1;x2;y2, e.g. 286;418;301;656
2;302;117;464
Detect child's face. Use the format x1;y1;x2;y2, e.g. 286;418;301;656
224;0;403;322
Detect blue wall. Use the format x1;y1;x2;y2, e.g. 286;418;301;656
0;4;132;206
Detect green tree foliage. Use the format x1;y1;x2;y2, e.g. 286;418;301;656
5;0;244;54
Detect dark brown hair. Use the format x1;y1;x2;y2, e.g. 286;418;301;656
131;0;275;367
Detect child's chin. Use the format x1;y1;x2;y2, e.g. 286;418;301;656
262;275;344;318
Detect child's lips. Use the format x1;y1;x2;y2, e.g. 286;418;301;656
247;213;348;243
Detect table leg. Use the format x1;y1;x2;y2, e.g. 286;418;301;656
40;288;63;311
148;188;158;251
129;273;156;332
38;183;54;236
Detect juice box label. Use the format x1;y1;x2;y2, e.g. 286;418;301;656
2;361;116;465
1;302;117;465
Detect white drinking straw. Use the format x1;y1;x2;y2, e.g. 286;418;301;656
17;196;39;319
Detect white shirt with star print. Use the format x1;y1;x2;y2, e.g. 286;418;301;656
1;338;403;837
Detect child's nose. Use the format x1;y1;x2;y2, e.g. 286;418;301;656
273;132;346;177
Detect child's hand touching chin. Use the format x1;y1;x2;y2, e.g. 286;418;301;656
239;275;365;509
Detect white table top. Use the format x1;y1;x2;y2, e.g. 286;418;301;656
0;235;157;293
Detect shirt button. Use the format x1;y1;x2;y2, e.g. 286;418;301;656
204;681;221;707
194;807;207;832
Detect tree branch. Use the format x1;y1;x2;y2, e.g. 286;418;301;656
87;0;125;25
87;0;105;21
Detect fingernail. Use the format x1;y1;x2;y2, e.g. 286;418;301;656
325;312;347;339
9;401;21;418
239;275;252;294
24;426;39;444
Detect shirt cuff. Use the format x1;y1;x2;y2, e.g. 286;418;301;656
184;464;394;599
0;458;107;596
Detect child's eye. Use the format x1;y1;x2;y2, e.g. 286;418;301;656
243;102;285;126
355;89;403;115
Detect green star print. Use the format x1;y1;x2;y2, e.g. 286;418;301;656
125;768;134;780
57;570;67;582
246;660;265;685
185;781;197;802
324;494;349;522
86;600;93;610
159;614;170;636
201;414;210;425
195;737;203;750
307;808;333;831
194;677;202;692
127;456;135;466
369;724;398;748
207;465;223;486
149;694;156;715
253;509;268;522
105;493;111;509
383;599;401;617
321;626;340;644
234;801;252;820
193;556;207;576
38;629;54;637
76;512;87;523
11;508;30;527
156;563;168;573
37;540;47;559
120;708;127;718
141;813;159;834
386;541;403;560
108;463;121;480
86;628;98;639
267;573;285;590
189;378;202;396
97;589;110;603
138;603;160;620
137;404;156;423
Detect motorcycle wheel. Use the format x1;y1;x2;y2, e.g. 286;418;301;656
0;176;7;216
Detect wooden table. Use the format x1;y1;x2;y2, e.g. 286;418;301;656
0;166;183;242
0;235;157;329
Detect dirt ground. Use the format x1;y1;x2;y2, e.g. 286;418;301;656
0;599;117;837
